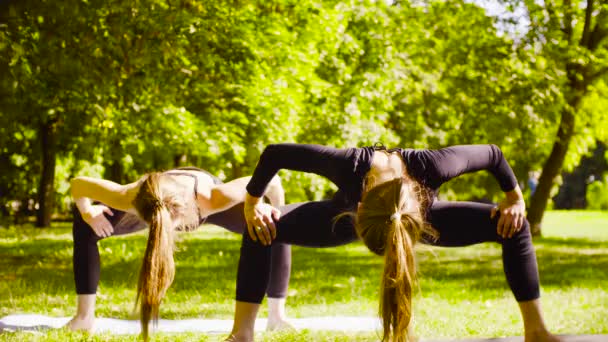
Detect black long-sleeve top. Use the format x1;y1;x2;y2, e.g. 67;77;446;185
246;143;518;205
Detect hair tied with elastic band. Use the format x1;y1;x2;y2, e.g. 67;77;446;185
151;198;164;210
390;212;401;222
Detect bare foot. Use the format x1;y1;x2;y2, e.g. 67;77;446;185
224;333;254;342
65;316;95;333
525;330;563;342
266;318;295;332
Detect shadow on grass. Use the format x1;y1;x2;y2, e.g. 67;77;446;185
0;238;74;294
286;236;608;298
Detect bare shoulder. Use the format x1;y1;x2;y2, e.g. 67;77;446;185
164;169;217;197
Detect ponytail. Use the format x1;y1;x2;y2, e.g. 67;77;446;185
132;173;185;341
136;205;175;341
380;214;418;342
354;177;437;342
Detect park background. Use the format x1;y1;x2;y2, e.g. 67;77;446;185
0;0;607;341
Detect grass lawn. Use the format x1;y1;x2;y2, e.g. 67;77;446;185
0;210;607;341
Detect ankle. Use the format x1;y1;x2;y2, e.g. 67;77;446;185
74;312;95;320
74;294;96;320
524;330;561;342
266;318;294;332
267;313;287;322
266;297;287;320
227;330;255;342
74;311;95;319
66;315;95;332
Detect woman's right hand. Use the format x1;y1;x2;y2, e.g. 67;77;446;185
244;193;281;246
82;204;114;238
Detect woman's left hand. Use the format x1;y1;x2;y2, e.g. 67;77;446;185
490;198;526;239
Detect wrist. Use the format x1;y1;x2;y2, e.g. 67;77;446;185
79;208;94;221
244;193;262;207
505;187;524;203
75;198;93;218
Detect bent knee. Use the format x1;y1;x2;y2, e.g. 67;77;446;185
500;218;532;246
516;218;531;238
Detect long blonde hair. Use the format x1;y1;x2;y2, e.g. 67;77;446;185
355;177;437;342
131;172;198;341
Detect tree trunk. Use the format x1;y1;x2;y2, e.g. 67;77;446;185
528;64;585;236
527;108;575;235
174;153;187;168
36;121;57;228
107;161;124;183
104;140;124;183
231;163;244;179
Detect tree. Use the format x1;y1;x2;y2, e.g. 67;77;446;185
1;2;92;226
0;0;213;225
514;0;608;234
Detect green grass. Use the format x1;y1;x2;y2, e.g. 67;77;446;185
1;210;607;341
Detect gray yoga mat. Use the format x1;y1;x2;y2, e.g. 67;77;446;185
1;314;606;341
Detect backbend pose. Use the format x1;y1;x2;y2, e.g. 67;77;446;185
67;167;292;340
228;143;560;342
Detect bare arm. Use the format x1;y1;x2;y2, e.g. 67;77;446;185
263;175;285;207
204;176;251;216
70;176;142;238
205;175;284;216
206;175;282;246
70;176;140;216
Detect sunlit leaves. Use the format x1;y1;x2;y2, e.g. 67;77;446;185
1;0;606;219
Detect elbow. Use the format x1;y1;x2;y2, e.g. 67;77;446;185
269;175;284;196
255;144;284;174
209;188;233;212
489;144;502;155
259;144;282;162
489;144;505;162
269;174;282;188
266;175;285;206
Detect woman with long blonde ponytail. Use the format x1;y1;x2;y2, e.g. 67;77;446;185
68;168;293;340
132;173;180;341
230;143;560;342
356;177;434;341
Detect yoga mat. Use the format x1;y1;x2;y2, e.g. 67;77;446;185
0;314;379;334
1;314;606;341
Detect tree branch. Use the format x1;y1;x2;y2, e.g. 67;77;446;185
588;6;608;51
563;0;574;41
580;0;594;47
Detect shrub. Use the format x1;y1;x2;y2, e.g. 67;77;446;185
586;174;608;210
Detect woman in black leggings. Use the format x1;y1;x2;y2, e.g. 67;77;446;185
67;168;292;340
227;143;559;342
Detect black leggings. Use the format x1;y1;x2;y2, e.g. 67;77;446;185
236;199;539;303
72;203;291;298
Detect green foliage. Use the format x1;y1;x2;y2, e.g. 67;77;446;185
1;0;607;221
587;174;608;210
